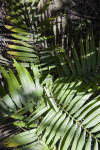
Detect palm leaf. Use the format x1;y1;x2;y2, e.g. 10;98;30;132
4;0;60;74
0;60;99;149
35;76;100;150
0;60;53;149
56;33;100;77
0;1;100;149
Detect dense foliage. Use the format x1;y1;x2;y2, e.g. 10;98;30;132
0;0;100;150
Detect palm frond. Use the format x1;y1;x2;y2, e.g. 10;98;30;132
56;32;100;77
0;1;100;149
0;60;50;149
4;129;50;150
35;76;100;150
0;60;100;149
3;0;60;74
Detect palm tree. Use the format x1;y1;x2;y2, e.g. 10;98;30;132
0;0;100;150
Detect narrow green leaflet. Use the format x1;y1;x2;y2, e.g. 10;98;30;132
56;50;70;76
62;124;77;150
0;84;16;112
71;127;81;150
86;34;91;72
85;115;100;128
51;117;70;149
90;123;100;133
94;141;98;150
8;45;35;52
58;119;73;150
72;40;81;74
0;66;22;109
85;135;91;150
77;101;100;121
82;108;100;126
14;60;36;100
31;64;43;98
45;87;59;112
37;109;56;135
46;113;66;145
42;110;62;141
76;130;86;150
80;39;87;74
4;129;36;147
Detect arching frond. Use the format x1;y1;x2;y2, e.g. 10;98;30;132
0;61;100;150
35;76;100;150
56;33;100;77
0;1;100;149
0;60;50;149
4;0;60;74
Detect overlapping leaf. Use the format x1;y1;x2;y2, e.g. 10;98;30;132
56;33;100;77
35;76;100;150
0;60;50;149
0;0;100;149
0;59;100;150
4;0;60;73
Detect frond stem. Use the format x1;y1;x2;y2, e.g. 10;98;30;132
58;103;100;143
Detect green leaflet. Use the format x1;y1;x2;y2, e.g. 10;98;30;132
59;78;77;104
85;135;91;150
0;84;17;112
72;40;81;75
62;124;77;150
70;91;93;114
94;141;99;150
14;121;36;128
5;25;31;35
14;60;37;100
90;123;100;133
90;32;96;70
42;110;62;141
37;109;56;136
80;39;87;74
44;87;59;112
0;101;11;115
9;68;27;106
77;101;100;121
4;129;37;147
8;51;37;58
11;102;33;117
31;64;43;98
67;84;92;112
51;117;70;149
8;45;36;52
82;108;100;126
71;127;81;150
11;40;34;48
12;34;33;41
56;49;70;76
86;34;91;72
46;113;66;145
59;119;73;150
63;80;82;108
28;106;48;123
0;66;22;109
76;130;86;150
85;115;100;128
